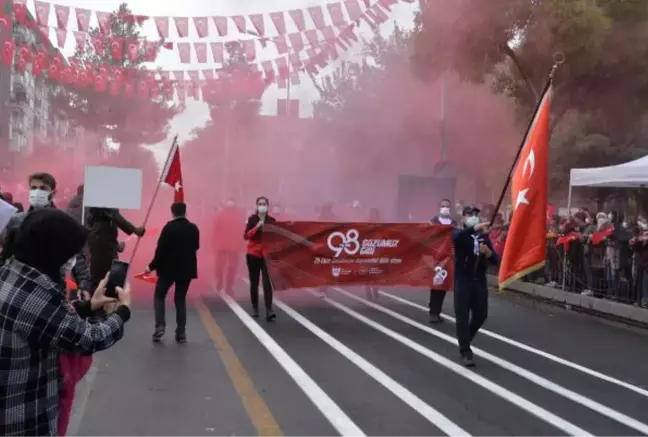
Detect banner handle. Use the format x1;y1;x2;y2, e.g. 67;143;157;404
128;135;178;265
488;53;564;226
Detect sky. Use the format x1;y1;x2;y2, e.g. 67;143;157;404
23;0;419;152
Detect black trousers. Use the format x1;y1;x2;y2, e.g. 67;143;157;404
246;254;273;311
428;290;447;315
453;279;488;355
215;250;239;293
154;276;191;334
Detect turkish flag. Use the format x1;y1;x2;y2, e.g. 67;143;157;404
498;83;552;289
162;141;184;202
134;271;158;284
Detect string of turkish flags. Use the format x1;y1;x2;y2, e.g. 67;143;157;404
1;0;395;104
10;0;399;64
19;0;393;39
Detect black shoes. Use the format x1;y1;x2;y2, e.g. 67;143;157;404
152;327;165;342
153;327;186;344
461;352;476;367
252;308;276;321
429;314;444;324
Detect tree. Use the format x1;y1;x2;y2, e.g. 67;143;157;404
203;41;266;123
184;41;269;201
53;3;179;150
412;0;648;191
311;26;520;205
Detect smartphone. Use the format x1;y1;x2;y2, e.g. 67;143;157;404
105;260;129;299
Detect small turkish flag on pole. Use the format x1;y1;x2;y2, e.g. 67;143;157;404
162;140;184;202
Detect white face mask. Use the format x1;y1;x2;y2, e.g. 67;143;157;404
465;215;480;228
29;189;50;208
257;205;268;214
622;221;628;229
639;222;648;230
440;207;451;217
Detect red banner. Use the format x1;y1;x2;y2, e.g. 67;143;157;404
262;222;454;291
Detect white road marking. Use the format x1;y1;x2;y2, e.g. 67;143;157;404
219;290;365;437
273;298;471;436
335;288;648;435
308;290;591;436
379;290;648;399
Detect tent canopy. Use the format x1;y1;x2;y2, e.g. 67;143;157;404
569;155;648;187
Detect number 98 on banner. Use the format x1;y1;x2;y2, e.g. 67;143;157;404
327;229;361;257
326;229;400;258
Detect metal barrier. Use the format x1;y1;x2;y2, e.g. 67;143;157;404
488;238;648;307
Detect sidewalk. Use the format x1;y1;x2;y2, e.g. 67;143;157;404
69;306;257;436
487;275;648;326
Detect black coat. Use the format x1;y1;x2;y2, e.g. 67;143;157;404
87;208;138;286
149;217;200;281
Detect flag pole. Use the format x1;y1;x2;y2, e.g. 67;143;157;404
128;135;178;264
488;53;564;226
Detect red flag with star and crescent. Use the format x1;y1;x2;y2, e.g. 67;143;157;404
498;83;552;289
162;141;184;202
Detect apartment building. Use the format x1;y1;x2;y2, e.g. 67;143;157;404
0;1;78;175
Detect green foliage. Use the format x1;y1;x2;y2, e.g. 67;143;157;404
56;2;178;148
412;0;648;189
205;41;263;123
313;25;410;124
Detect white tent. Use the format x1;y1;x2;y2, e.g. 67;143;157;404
567;154;648;212
569;155;648;188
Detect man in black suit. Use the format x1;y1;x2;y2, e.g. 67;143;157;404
146;202;200;343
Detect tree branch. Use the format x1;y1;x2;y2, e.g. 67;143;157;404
500;42;540;104
307;71;325;95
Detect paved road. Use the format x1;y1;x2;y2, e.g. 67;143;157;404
71;282;648;436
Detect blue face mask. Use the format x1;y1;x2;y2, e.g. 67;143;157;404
465;216;480;228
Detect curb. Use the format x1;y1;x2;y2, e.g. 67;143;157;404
487;274;648;328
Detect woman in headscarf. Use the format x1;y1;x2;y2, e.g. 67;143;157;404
0;209;132;436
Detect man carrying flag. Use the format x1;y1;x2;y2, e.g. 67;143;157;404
451;207;497;367
452;62;555;367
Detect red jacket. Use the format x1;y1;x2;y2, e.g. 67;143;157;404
213;207;246;252
244;214;276;258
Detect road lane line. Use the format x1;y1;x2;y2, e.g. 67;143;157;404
273;298;470;437
378;290;648;399
219;290;365;437
196;300;283;436
335;287;648;435
306;290;590;436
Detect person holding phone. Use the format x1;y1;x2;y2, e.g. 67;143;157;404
0;208;131;436
244;196;277;320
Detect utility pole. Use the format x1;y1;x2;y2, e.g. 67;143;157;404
440;72;447;163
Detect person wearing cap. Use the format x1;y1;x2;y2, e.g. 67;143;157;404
452;205;498;367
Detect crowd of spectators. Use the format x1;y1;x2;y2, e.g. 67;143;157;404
486;207;648;308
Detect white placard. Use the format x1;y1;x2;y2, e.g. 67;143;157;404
0;198;18;234
83;166;143;210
